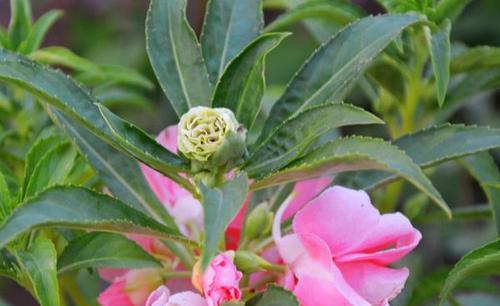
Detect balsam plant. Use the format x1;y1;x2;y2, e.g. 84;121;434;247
0;0;498;305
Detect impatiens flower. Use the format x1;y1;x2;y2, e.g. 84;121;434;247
98;269;164;306
146;286;207;306
192;252;243;306
273;186;422;306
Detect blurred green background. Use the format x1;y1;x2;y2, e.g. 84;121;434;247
0;0;499;305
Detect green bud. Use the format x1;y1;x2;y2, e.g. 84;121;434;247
244;203;273;241
178;107;247;185
234;251;272;273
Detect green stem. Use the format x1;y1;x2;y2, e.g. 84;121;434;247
161;270;192;280
59;274;93;306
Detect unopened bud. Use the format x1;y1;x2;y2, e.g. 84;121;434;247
234;251;272;273
245;203;273;241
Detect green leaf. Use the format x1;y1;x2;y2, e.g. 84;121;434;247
450;46;500;74
212;33;289;130
426;20;451;107
17;237;60;306
251;136;450;217
461;152;500;235
24;142;76;199
0;27;11;49
199;173;248;269
247;285;299;306
439;239;500;305
264;0;364;32
23;133;66;196
30;47;153;89
146;0;212;117
259;14;423;141
0;170;12;219
339;124;500;191
434;0;472;23
48;110;177;228
58;232;162;274
201;0;263;83
0;186;188;249
8;0;32;48
0;49;189;185
17;10;63;55
96;104;196;195
244;103;384;178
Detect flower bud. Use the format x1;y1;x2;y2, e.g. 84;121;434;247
178;106;246;169
234;251;272;273
244;203;273;241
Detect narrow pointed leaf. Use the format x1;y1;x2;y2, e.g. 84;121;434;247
213;33;289;130
8;0;32;48
461;152;500;235
244;103;383;178
58;232;162;274
18;10;63;54
426;20;451;107
439;239;500;305
201;0;263;83
146;0;212;117
434;0;472;23
259;13;423;140
0;49;188;183
339;124;500;190
24;142;76;199
0;170;12;219
17;237;60;306
450;46;500;74
0;186;188;249
251;136;450;217
199;173;248;269
49;110;177;227
264;0;363;32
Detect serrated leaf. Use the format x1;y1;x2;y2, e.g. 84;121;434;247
439;239;500;305
0;186;188;249
199;173;248;269
30;47;153;89
58;232;161;274
17;10;63;55
244;103;383;178
213;33;289;130
426;20;451;107
8;0;32;48
450;46;500;74
461;152;500;235
17;237;60;306
24;141;76;199
146;0;212;117
339;124;500;191
259;13;423;141
247;285;299;306
251;136;450;217
265;0;364;32
201;0;263;83
0;49;189;185
49;109;177;227
97;104;196;195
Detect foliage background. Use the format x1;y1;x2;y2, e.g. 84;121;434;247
0;0;499;305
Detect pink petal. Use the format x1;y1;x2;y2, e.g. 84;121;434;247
283;177;333;220
336;213;422;265
146;286;171;306
337;261;409;306
293;186;380;256
225;195;250;250
98;279;134;306
156;125;178;152
98;268;128;282
168;291;207;306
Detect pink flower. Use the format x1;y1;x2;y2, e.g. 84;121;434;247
146;286;207;306
273;186;422;306
192;252;243;306
98;269;164;306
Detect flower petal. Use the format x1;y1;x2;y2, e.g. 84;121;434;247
146;285;171;306
168;291;207;306
336;213;422;265
293;186;380;256
283;177;333;220
337;261;409;306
